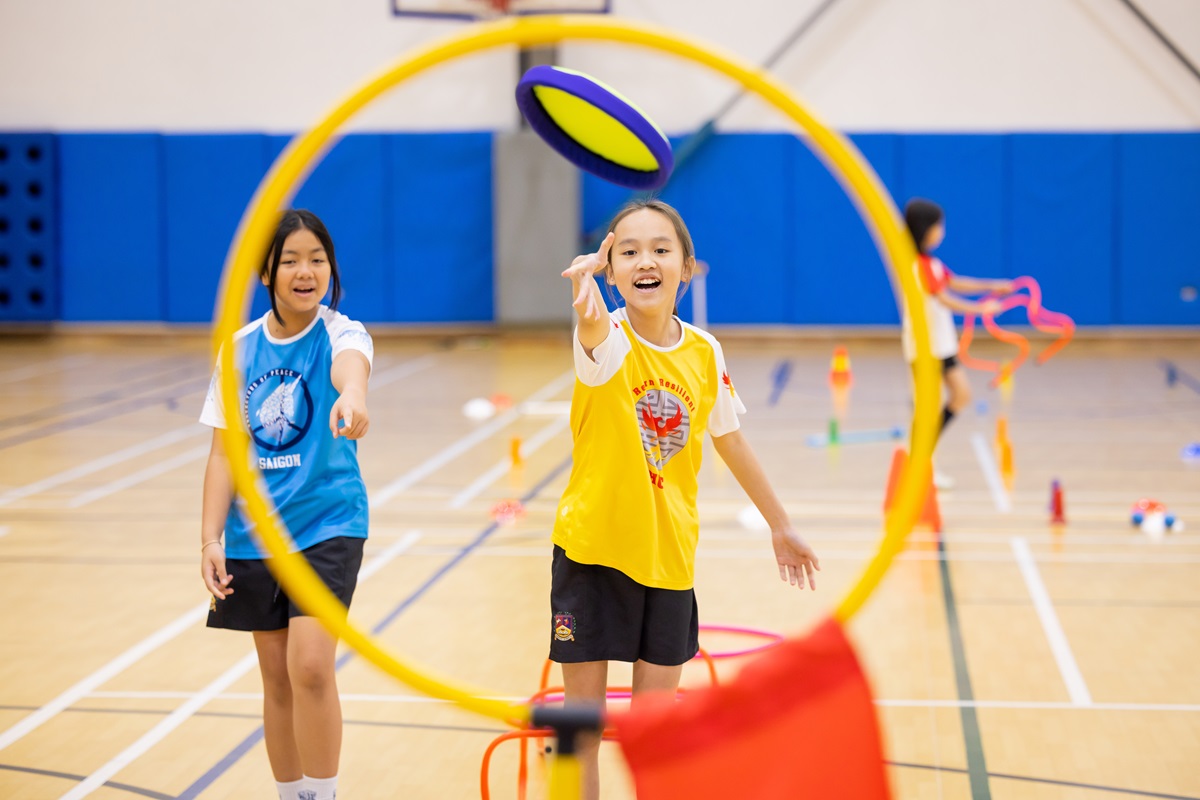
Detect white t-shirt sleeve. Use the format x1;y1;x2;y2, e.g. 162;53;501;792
707;339;747;438
325;310;374;373
573;318;632;387
199;365;227;430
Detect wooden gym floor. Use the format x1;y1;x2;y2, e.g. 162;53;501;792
0;330;1197;799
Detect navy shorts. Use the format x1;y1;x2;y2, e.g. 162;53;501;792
549;545;699;666
207;536;365;632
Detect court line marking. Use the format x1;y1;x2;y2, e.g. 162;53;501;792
971;432;1011;513
699;529;1200;546
58;531;422;800
1011;536;1092;705
0;425;205;508
366;354;439;389
448;416;571;508
370;369;573;509
0;527;8;539
410;545;1200;565
67;445;211;508
0;354;91;383
179;457;573;799
83;691;1200;713
0;604;209;754
61;356;442;510
936;532;992;799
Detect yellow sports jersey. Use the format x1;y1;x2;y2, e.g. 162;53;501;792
552;307;746;590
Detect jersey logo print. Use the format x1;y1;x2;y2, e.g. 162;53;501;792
722;371;736;397
244;368;314;452
636;389;691;470
258;380;297;441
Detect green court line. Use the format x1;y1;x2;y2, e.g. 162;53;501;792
937;533;993;799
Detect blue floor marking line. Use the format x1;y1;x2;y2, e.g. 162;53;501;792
0;764;174;799
936;533;993;799
0;362;197;431
767;360;792;406
0;378;210;451
176;455;573;800
1162;360;1200;396
805;426;903;447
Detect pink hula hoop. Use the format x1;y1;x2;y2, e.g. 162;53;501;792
698;623;784;659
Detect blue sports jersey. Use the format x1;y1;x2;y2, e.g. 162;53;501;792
200;306;374;558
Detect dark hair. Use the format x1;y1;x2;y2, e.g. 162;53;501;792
903;198;945;255
260;209;341;326
603;199;696;313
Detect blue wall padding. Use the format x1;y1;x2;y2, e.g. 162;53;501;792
1008;134;1117;326
28;130;1200;325
163;135;266;323
791;133;903;325
660;134;794;324
387;133;494;323
267;134;392;323
0;133;58;321
1115;133;1200;325
59;134;164;321
900;134;1008;282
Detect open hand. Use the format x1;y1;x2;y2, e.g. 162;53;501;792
561;232;614;324
772;527;820;590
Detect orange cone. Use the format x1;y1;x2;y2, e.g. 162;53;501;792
917;478;942;533
510;436;523;468
828;346;852;388
882;446;906;513
883;445;941;532
1050;479;1066;524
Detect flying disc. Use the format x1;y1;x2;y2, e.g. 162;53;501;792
515;64;673;190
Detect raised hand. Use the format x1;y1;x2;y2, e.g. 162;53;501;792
561;231;614;324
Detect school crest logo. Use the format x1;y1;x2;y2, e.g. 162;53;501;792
244;368;314;452
636;389;691;470
554;612;576;642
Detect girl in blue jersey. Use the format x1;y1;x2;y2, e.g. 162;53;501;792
199;209;372;800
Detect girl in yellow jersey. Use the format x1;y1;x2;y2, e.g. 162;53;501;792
553;199;820;799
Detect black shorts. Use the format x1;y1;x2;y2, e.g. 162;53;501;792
548;545;699;666
207;536;365;632
910;355;960;377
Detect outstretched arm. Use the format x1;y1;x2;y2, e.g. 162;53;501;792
562;232;615;360
948;274;1014;296
711;429;820;589
330;350;371;439
934;289;1004;317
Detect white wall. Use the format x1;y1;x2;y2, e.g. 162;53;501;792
1;0;1198;132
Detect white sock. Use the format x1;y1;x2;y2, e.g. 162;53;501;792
304;775;338;800
276;778;306;800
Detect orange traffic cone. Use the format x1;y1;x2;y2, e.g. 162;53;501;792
1050;479;1066;524
882;446;906;513
883;445;941;532
917;476;942;533
829;346;852;388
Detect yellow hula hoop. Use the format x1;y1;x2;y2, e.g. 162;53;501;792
214;14;939;725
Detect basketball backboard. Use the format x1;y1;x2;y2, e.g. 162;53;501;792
392;0;610;21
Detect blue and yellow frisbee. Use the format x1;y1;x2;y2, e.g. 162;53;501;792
515;65;674;190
